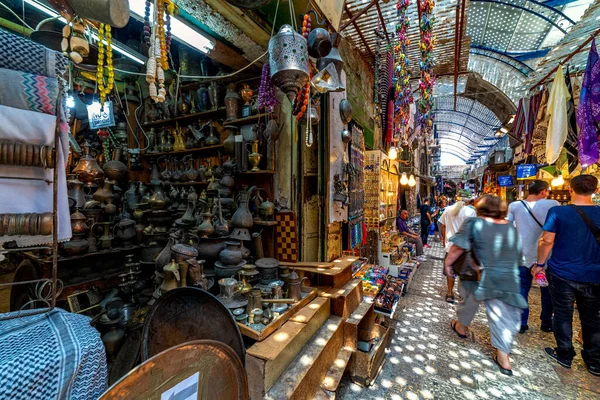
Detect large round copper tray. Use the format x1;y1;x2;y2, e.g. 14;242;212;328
142;287;245;363
100;340;248;400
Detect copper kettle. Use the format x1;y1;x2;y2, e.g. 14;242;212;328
288;269;308;302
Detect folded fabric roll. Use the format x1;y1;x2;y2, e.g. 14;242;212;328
0;105;71;247
0;68;59;115
0;29;68;78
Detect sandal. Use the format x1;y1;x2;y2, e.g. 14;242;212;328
445;294;455;303
450;320;468;339
493;355;513;376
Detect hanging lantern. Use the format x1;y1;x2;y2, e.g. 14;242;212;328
268;24;310;102
408;174;416;187
400;172;409;186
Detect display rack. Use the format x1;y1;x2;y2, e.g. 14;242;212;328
0;108;61;321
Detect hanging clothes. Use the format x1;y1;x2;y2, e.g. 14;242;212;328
524;91;542;155
577;38;600;167
531;88;550;163
545;65;571;164
513;98;526;140
563;65;580;172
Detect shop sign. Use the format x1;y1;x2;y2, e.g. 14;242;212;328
87;101;115;129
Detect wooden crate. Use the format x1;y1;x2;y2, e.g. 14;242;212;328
238;287;317;341
348;324;392;387
246;297;331;399
343;301;376;350
327;278;363;320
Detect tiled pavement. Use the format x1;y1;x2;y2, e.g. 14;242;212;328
336;239;600;399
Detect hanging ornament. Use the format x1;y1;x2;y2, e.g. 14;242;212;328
96;23;114;107
418;0;436;136
143;0;152;47
394;0;413;140
258;63;276;114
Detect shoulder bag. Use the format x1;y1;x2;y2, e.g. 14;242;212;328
520;200;543;228
569;204;600;246
451;221;481;281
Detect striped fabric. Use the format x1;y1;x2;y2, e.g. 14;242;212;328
0;29;67;78
525;91;544;156
513;98;526;139
0;68;59;115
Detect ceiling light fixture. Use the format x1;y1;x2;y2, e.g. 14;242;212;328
408;174;416;187
400;172;409;186
129;0;214;54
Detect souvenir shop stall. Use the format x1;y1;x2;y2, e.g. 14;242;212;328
0;0;402;398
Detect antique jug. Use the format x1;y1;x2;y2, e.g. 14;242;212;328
239;83;253;117
208;81;225;109
68;178;87;209
93;180;115;204
187;258;208;289
171;240;199;263
114;219;135;245
161;260;180;293
94;221;113;250
246;288;263;313
288;269;308;302
224;83;241;121
307;27;332;58
316;33;345;92
222;126;238;156
214;196;229;237
146;128;157;153
149;182;169;210
197;212;215;238
103;148;128;183
149;160;161;183
247;141;262;172
268;24;309;101
218;277;242;301
124;182;139;213
219;241;243;265
70;208;90;236
62;236;90;256
73;142;104;186
155;234;176;273
231;186;256;229
196;84;210;111
205;126;220;146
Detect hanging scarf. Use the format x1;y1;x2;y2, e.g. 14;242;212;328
0;68;60;115
545;65;570;164
531;89;550;162
577;38;600;167
524;91;542;155
0;29;67;78
513;98;526;139
563;65;579;171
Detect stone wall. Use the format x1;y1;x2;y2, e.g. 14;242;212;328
338;37;380;150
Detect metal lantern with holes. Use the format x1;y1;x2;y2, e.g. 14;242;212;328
268;24;310;101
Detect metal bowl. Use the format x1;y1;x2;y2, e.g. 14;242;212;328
141;287;245;363
339;99;353;124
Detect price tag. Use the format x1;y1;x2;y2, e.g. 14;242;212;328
87;101;115;129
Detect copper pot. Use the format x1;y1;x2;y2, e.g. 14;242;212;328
73;142;104;186
70;209;90;236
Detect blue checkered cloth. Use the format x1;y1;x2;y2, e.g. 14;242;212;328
0;308;107;399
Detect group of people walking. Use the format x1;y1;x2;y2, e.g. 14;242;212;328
429;176;600;377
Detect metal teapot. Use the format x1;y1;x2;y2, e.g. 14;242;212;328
288;269;308;302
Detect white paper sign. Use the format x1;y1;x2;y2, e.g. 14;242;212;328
161;371;199;400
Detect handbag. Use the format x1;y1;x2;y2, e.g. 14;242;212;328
451;222;481;281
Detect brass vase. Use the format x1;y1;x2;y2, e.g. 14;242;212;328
224;83;241;121
248;141;262;172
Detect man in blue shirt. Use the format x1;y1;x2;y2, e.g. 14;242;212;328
397;209;425;260
536;174;600;376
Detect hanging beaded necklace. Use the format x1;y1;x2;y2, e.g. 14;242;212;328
97;23;114;107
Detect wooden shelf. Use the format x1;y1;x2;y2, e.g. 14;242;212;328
254;220;278;226
237;170;276;175
224;113;269;126
140;144;223;158
170;181;210;186
141;107;226;128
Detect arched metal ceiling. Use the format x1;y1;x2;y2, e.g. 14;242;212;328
434;96;502;163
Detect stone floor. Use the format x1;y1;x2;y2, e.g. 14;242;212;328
336;240;600;400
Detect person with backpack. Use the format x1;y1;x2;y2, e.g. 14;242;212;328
535;174;600;376
507;180;558;334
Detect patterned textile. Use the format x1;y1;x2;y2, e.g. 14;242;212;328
531;88;550;163
577;38;600;167
0;68;59;115
513;98;526;139
545;65;570;164
564;65;579;171
524;91;542;155
0;309;107;400
0;29;67;78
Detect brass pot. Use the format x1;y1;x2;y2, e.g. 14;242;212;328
73;142;104;186
70;209;90;236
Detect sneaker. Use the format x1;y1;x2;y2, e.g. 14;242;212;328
417;256;427;262
545;347;572;368
424;244;432;248
519;325;529;334
540;324;553;333
587;364;600;376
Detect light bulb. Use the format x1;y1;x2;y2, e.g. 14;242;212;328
555;175;564;186
389;146;398;160
400;172;408;185
408;174;416;187
66;95;75;108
